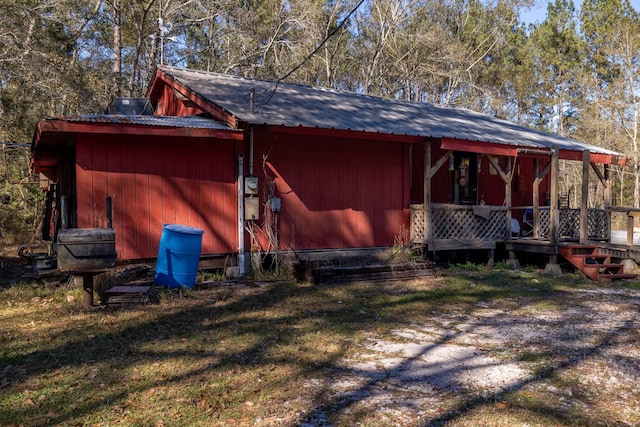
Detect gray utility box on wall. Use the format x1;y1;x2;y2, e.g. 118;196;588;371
245;196;260;221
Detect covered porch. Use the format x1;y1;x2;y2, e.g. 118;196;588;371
410;137;639;273
411;204;640;252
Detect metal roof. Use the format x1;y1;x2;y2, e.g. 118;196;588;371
60;114;233;131
159;65;622;158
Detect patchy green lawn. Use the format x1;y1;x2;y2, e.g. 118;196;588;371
1;264;639;426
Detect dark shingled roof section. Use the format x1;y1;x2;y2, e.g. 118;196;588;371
159;65;621;157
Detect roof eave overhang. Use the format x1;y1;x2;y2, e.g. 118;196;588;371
33;118;244;150
267;125;425;143
441;137;627;166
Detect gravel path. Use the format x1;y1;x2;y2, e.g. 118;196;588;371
301;285;640;426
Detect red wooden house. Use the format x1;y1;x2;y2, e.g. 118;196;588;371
31;66;634;277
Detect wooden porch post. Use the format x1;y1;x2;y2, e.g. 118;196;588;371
532;158;551;239
424;140;432;244
591;162;613;242
604;164;612;243
486;154;514;241
533;158;540;239
549;146;559;245
580;150;589;244
604;164;612;208
545;145;562;274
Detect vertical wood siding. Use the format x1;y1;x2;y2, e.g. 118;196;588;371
75;134;237;260
253;132;411;250
153;84;204;116
410;144;453;204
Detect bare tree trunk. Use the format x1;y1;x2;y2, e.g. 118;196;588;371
112;0;122;97
626;75;640;207
127;1;157;96
632;167;638;207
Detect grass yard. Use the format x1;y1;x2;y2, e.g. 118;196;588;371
1;262;640;426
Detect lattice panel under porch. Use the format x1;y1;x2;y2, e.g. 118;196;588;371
410;205;425;242
431;206;507;240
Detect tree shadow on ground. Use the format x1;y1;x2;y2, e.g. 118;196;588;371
1;271;638;426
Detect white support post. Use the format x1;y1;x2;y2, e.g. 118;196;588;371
238;154;245;276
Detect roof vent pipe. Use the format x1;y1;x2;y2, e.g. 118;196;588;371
105;97;153;115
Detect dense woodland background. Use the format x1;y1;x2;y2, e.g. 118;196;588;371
1;0;640;242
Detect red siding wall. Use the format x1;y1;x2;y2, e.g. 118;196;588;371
409;143;454;204
75;134;237;260
153;84;204;117
252;132;411;250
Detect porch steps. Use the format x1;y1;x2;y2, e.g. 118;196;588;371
103;285;151;305
558;245;637;283
312;262;436;284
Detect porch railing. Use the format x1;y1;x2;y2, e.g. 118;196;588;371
410;204;611;244
410;204;508;242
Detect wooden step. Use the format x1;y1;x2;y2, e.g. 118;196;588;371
581;264;624;275
558;245;636;283
581;263;623;270
559;245;598;255
313;262;436;284
104;285;151;305
571;254;611;264
598;273;638;284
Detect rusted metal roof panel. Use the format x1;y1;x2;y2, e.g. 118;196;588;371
60;114;233;130
158;66;622;159
33;114;243;152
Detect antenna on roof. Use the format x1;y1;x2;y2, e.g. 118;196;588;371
158;17;173;37
157;17;176;65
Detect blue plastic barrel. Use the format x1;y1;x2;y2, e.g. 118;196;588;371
154;224;204;289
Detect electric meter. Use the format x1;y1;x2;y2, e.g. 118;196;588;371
245;176;258;195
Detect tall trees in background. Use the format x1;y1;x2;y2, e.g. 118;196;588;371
579;0;640;206
531;0;583;137
0;0;555;141
2;0;640;213
1;1;100;140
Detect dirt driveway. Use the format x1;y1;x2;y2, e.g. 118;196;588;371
297;280;640;426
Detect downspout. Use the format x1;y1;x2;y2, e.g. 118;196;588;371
238;154;245;276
